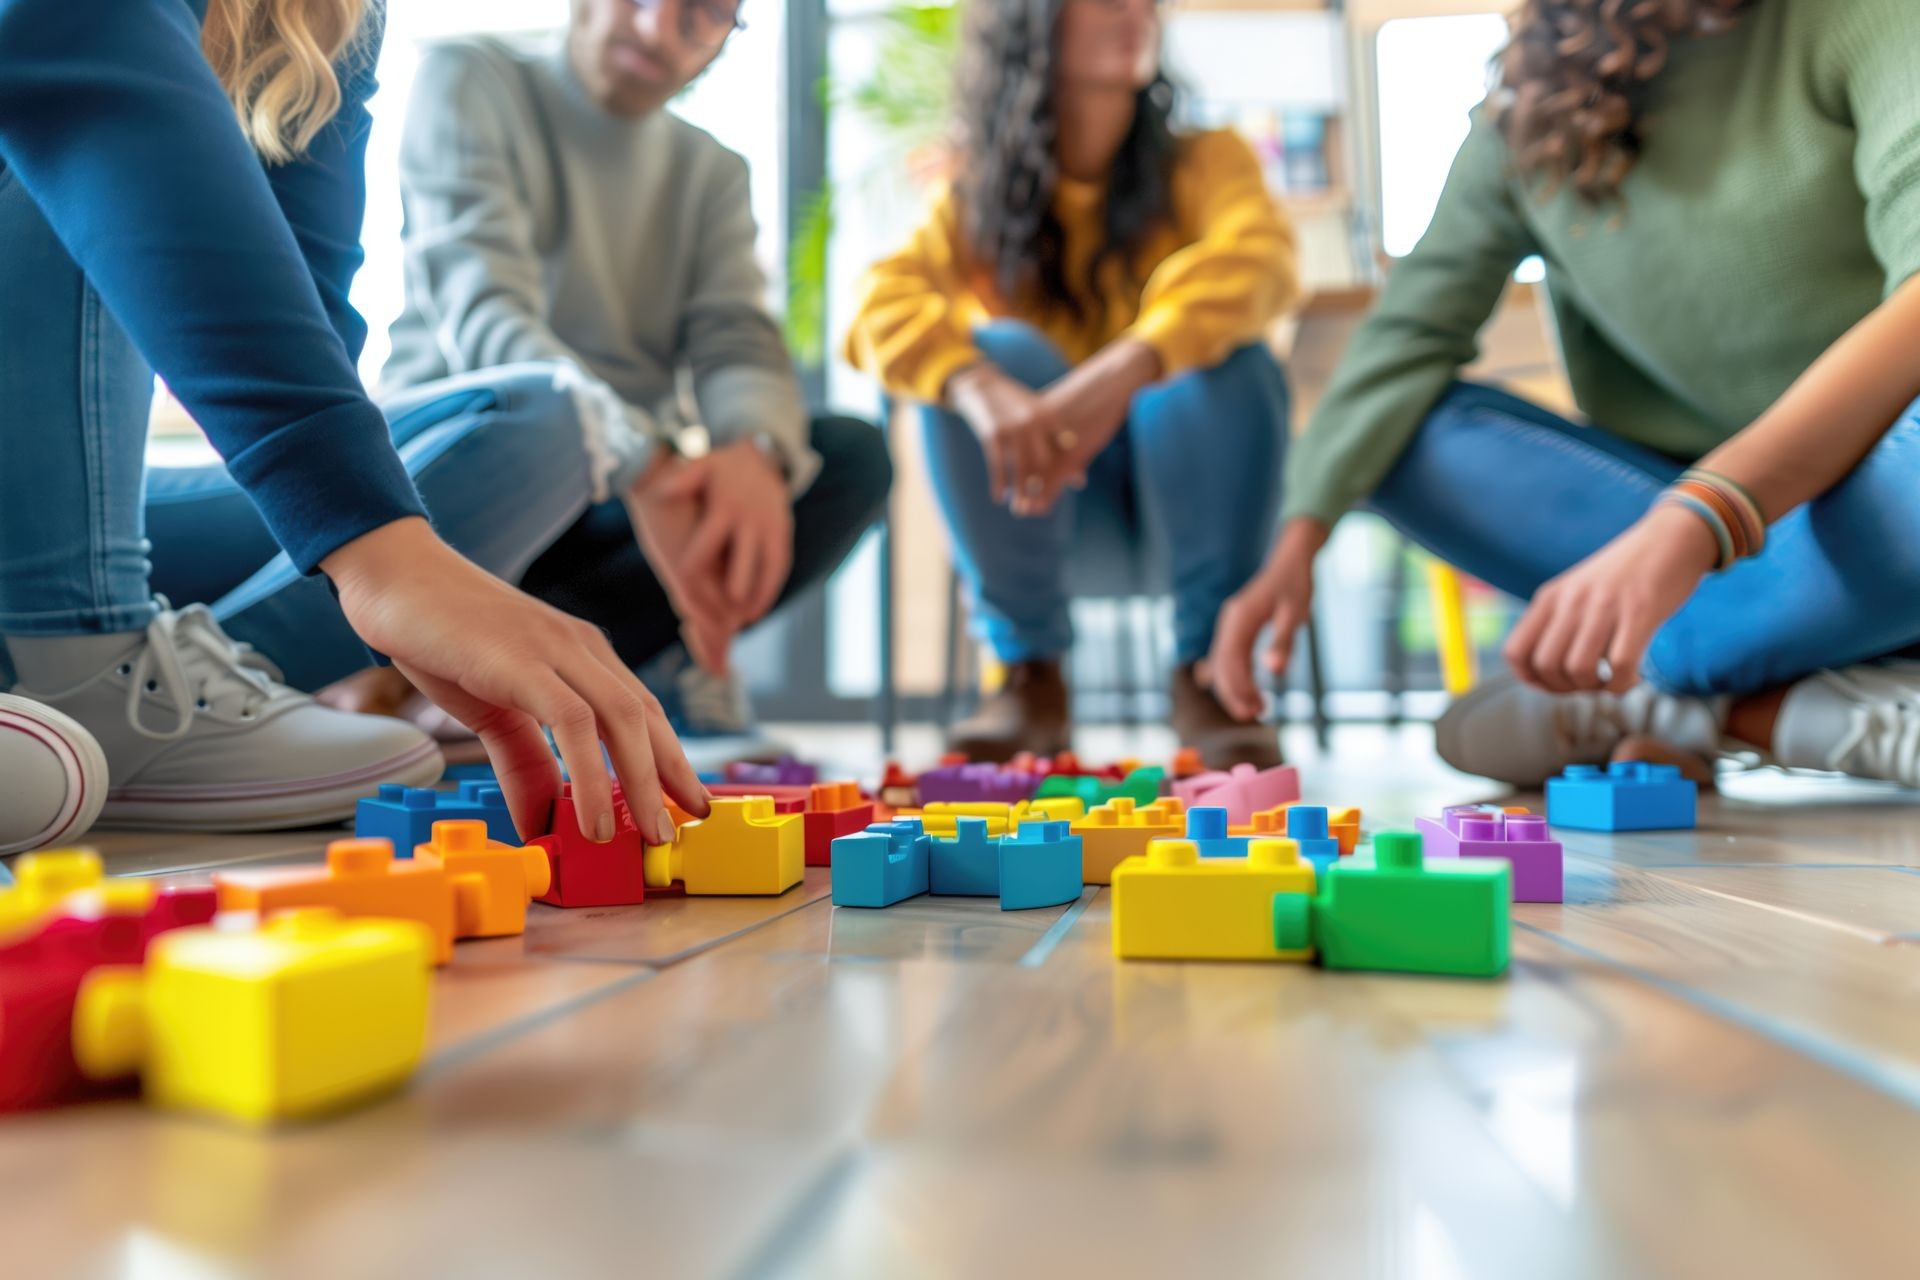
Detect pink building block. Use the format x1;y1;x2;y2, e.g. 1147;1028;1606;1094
1170;763;1302;827
1416;806;1563;904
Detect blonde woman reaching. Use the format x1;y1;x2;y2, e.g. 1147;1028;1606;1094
0;0;708;850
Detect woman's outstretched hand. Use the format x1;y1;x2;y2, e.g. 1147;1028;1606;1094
1501;503;1719;693
1205;518;1326;722
323;517;709;849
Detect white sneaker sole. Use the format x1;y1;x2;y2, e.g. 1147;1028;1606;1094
0;694;111;855
96;738;445;832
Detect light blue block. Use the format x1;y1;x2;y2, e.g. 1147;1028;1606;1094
930;817;1001;897
1546;762;1696;832
354;780;517;856
830;820;930;908
997;820;1083;910
1286;805;1341;864
1187;806;1249;858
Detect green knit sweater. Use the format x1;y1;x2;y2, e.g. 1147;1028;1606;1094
1285;0;1920;526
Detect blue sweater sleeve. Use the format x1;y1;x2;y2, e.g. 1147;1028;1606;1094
0;0;424;575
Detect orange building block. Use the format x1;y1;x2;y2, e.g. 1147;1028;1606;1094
1234;804;1362;855
1070;797;1188;885
214;839;458;965
1170;747;1206;779
804;782;874;868
412;820;551;938
643;797;804;895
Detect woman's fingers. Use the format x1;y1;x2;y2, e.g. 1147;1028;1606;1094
753;521;793;620
395;661;562;845
510;664;615;842
1264;598;1301;680
1205;595;1269;722
1562;606;1617;691
725;525;761;612
1502;591;1555;689
1605;609;1657;693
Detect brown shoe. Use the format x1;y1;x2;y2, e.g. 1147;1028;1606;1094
1170;662;1282;770
947;660;1072;763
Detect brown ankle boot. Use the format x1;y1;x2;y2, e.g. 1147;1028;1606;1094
1170;662;1282;770
947;660;1072;763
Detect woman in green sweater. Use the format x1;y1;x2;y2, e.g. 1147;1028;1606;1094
1209;0;1920;787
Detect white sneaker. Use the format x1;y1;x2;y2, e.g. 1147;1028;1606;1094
0;693;109;855
7;604;443;831
1435;672;1728;786
1774;661;1920;787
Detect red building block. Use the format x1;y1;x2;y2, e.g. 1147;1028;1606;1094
0;884;216;1112
705;784;809;813
531;783;650;908
878;761;919;809
804;782;874;867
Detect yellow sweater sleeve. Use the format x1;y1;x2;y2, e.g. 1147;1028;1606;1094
842;183;985;405
1124;130;1300;377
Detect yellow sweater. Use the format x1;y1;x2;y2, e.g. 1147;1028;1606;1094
844;129;1299;404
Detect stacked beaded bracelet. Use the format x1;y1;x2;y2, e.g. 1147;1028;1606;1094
1657;468;1767;571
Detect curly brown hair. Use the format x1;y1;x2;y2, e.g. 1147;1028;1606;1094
1496;0;1756;203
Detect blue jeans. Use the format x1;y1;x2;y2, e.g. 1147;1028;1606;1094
914;320;1289;664
1368;382;1920;697
0;157;892;690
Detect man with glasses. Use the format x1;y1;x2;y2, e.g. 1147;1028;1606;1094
380;0;891;757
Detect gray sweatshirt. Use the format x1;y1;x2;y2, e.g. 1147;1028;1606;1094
384;35;818;496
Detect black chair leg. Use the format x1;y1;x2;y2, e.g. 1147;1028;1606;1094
877;510;896;756
1385;542;1408;729
944;564;966;728
1115;600;1141;730
1302;607;1332;754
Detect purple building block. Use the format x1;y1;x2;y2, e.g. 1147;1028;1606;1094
915;762;1041;805
724;756;819;787
1416;806;1563;903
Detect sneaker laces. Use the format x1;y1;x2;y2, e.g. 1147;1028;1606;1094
124;603;279;742
1818;665;1920;786
1549;683;1727;760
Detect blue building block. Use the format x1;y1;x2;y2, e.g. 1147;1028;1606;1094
929;817;1001;897
1286;805;1342;880
830;820;931;908
998;820;1083;910
355;781;518;856
1186;807;1250;859
1546;762;1697;832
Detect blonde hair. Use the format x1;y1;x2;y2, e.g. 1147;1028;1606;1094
202;0;369;164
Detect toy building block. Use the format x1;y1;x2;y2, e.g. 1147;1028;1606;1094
1169;769;1230;807
803;782;874;867
1170;746;1206;779
704;784;809;813
723;756;818;787
929;817;1001;897
1174;763;1303;827
1235;804;1362;856
1547;762;1697;832
1308;832;1510;978
1184;807;1250;859
529;782;650;909
1417;806;1564;903
356;780;518;855
645;797;803;896
215;839;459;963
0;848;106;938
917;762;1041;805
72;909;432;1125
1112;767;1165;807
997;820;1083;910
1281;806;1343;881
1034;773;1105;807
831;820;931;908
878;762;919;809
915;801;1014;837
1071;797;1189;884
1112;838;1316;962
413;820;550;938
0;883;218;1112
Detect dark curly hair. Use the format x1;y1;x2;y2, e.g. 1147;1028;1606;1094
1496;0;1757;203
951;0;1179;322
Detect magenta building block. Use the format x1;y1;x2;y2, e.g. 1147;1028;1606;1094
1416;806;1563;903
916;762;1041;805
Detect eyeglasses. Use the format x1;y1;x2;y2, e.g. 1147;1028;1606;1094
629;0;746;47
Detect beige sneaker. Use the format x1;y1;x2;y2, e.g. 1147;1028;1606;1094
8;604;443;831
1435;672;1728;787
0;693;109;855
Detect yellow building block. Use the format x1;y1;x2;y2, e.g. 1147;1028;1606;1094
1071;797;1188;885
0;848;105;937
1233;804;1363;855
643;797;803;895
72;909;432;1125
911;797;1087;838
412;820;550;938
1111;838;1317;962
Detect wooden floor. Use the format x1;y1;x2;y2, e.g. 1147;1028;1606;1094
9;725;1920;1279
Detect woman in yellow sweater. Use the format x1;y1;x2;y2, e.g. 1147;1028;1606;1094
846;0;1299;765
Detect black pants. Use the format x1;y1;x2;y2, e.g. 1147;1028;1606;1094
519;414;893;669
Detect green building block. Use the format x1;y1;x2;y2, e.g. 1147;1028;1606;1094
1112;767;1164;807
1293;831;1510;978
1035;766;1164;810
1034;775;1104;806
